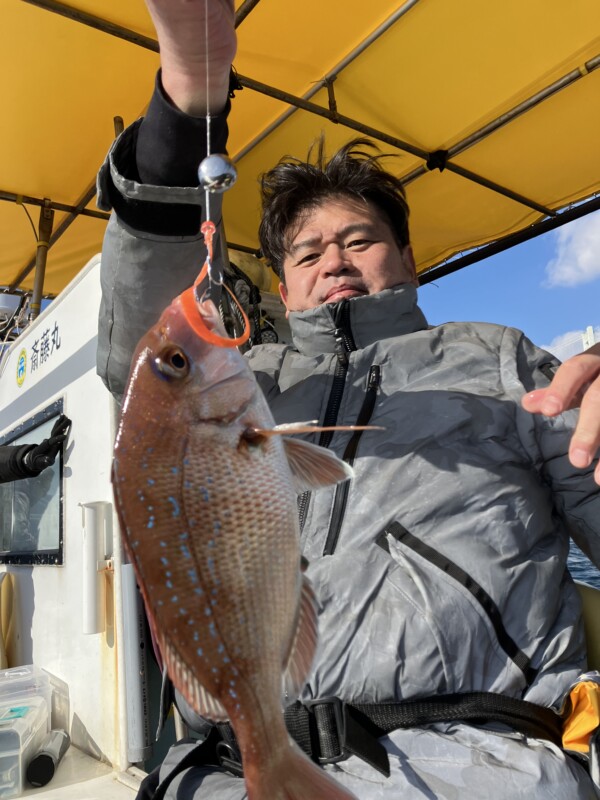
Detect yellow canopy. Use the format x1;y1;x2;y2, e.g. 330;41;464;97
2;0;600;297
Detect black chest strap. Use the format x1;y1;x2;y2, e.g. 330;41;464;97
284;692;565;777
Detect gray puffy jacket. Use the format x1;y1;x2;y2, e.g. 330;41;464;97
97;124;600;799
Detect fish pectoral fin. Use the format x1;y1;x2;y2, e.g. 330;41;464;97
283;438;354;492
282;575;319;703
162;638;230;723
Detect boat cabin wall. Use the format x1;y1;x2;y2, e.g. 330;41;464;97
0;255;150;771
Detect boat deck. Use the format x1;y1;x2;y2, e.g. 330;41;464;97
21;746;143;799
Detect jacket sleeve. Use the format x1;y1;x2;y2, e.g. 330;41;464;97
0;445;35;484
96;72;231;402
503;328;600;565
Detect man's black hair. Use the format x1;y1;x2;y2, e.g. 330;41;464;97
258;137;410;280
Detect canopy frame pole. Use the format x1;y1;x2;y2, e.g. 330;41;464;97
419;194;600;285
0;190;109;221
28;200;54;320
235;72;554;217
234;0;263;27
402;53;600;185
9;183;99;292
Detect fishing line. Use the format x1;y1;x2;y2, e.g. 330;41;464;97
180;0;249;348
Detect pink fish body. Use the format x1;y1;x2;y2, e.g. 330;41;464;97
113;294;358;800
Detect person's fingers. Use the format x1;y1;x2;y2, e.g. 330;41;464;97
568;378;600;472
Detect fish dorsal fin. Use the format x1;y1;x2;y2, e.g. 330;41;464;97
282;575;319;703
283;438;354;493
161;637;229;723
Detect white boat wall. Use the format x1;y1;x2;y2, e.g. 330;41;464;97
0;256;148;797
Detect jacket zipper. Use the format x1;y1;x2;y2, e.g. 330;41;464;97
298;302;355;531
323;364;381;556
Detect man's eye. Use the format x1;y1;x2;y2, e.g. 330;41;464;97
347;239;372;249
297;253;320;265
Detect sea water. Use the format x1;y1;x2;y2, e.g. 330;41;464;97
569;542;600;589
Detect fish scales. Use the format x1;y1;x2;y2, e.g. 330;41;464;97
113;292;358;800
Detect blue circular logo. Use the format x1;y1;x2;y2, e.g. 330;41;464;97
16;349;27;388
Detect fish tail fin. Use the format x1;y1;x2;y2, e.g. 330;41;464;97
247;740;358;800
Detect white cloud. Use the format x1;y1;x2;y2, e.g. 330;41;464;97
544;210;600;288
541;326;600;361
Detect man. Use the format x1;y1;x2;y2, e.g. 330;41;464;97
97;2;600;798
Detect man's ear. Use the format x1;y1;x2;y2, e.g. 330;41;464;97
278;282;291;319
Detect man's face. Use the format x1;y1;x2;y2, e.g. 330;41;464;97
278;196;417;316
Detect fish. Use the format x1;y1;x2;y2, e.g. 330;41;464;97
112;290;360;800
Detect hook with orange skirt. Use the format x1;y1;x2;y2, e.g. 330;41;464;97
181;150;250;349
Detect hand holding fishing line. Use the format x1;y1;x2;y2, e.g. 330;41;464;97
145;0;249;346
143;0;236;116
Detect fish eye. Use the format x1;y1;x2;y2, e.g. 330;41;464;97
155;347;190;379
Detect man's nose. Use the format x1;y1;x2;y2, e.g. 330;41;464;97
321;245;349;275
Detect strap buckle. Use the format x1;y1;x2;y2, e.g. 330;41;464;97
305;697;390;777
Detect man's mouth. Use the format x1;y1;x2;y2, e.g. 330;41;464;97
324;285;366;303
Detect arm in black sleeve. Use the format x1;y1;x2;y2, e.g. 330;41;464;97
0;445;36;484
102;70;231;238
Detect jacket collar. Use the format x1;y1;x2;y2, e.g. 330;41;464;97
287;284;429;356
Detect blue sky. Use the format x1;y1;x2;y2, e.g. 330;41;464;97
418;209;600;360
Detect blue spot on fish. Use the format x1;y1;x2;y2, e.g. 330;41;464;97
196;647;203;656
200;488;210;502
168;497;180;518
171;595;179;604
209;622;217;638
229;688;238;699
166;580;173;589
171;467;179;475
147;478;155;486
161;557;169;566
204;607;212;616
180;531;189;541
180;544;191;560
160;541;167;548
187;568;198;583
147;517;155;529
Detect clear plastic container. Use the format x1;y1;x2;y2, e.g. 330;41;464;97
0;667;51;722
0;696;48;798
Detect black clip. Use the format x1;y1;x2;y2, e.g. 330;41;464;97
426;149;448;172
216;740;244;778
307;697;390;777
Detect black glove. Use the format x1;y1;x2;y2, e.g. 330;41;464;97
23;415;72;476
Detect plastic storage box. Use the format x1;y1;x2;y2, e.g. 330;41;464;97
0;695;48;798
0;667;51;720
0;667;51;798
